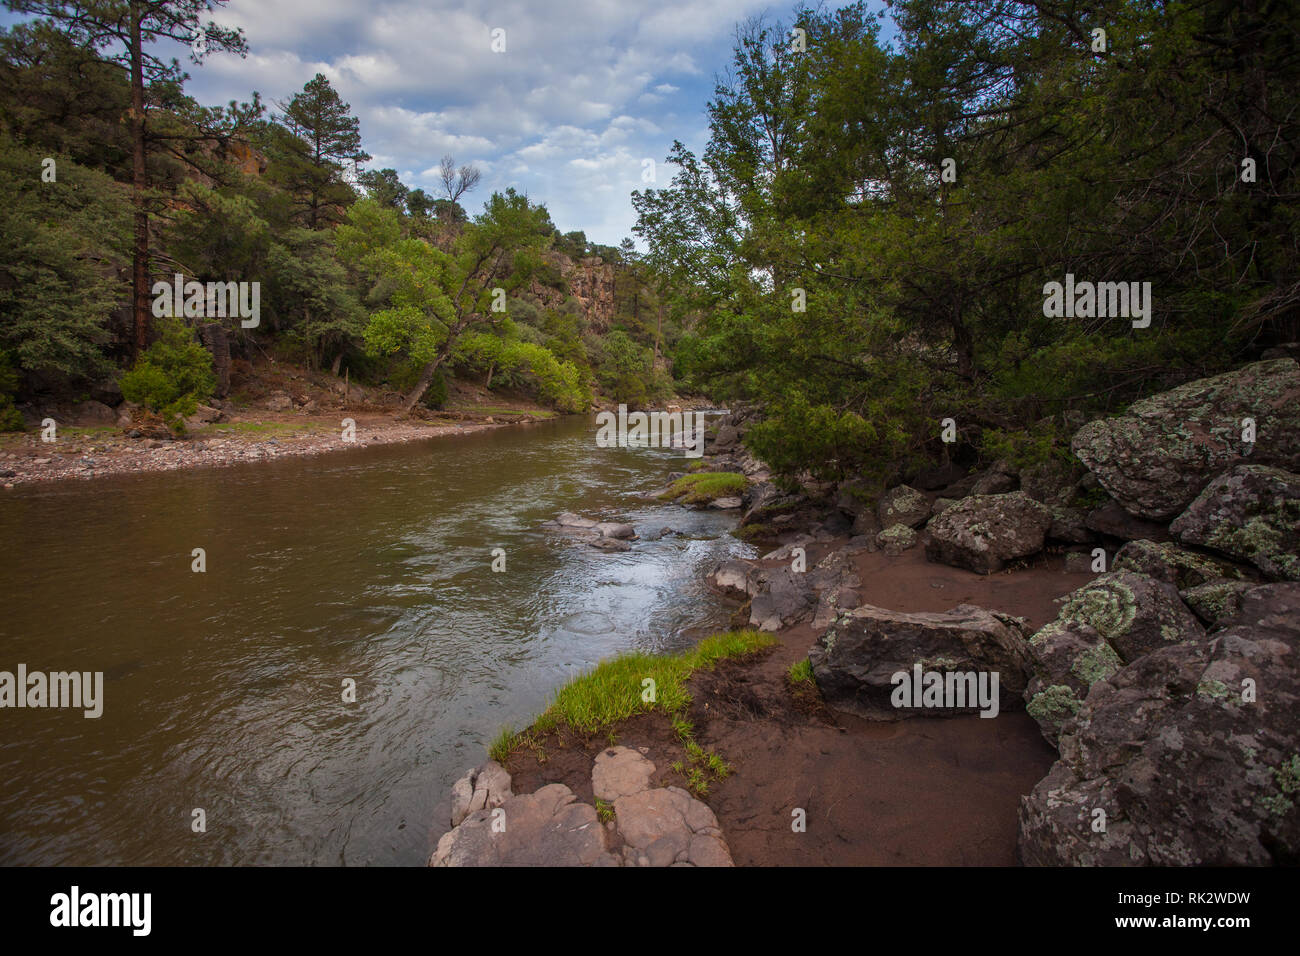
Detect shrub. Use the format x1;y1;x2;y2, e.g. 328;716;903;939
118;318;215;433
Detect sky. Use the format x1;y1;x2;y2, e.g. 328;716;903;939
180;0;892;247
5;0;895;246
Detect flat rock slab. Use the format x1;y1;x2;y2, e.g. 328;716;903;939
591;746;655;802
431;783;617;867
613;786;734;867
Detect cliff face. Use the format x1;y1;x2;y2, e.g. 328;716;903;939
528;252;616;331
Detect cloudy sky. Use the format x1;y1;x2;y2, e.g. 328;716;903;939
166;0;890;247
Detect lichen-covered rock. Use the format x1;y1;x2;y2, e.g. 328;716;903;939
924;491;1053;574
1113;539;1245;590
1170;464;1300;581
876;484;930;529
1019;583;1300;866
1022;571;1205;743
1070;359;1300;520
1180;579;1257;628
809;602;1033;718
876;523;917;556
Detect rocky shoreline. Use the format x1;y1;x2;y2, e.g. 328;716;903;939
432;357;1300;866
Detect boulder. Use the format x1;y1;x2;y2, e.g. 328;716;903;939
72;400;116;425
970;461;1018;496
1070;358;1300;520
1170;464;1300;581
1180;579;1258;629
431;783;616;866
925;492;1053;574
706;559;761;600
1018;583;1300;866
1022;571;1206;743
876;523;917;556
749;568;815;631
449;761;512;828
594;521;636;540
877;484;930;529
1113;539;1245;590
264;391;293;412
592;746;656;802
613;786;733;867
1047;505;1094;544
1083;501;1172;542
809;603;1033;718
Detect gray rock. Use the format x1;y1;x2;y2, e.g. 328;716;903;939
1022;571;1206;743
73;400;116;425
1018;583;1300;866
924;492;1053;574
1047;505;1094;544
707;559;761;600
1113;538;1245;590
971;461;1018;496
709;496;743;510
1180;579;1258;628
1170;464;1300;581
749;568;815;631
876;523;917;556
877;484;930;529
448;761;513;828
555;512;598;529
809;602;1034;718
431;783;616;866
594;521;636;540
613;786;733;867
1070;359;1300;520
592;746;655;802
1083;501;1172;542
264;391;293;412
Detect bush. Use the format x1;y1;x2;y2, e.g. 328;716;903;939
118;318;216;433
0;351;24;432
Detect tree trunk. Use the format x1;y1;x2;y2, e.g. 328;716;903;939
200;322;231;398
331;352;342;376
485;361;494;389
400;356;445;415
129;2;149;358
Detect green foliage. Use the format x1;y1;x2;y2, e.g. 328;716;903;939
119;319;216;432
0;351;24;431
0;134;128;384
659;471;747;503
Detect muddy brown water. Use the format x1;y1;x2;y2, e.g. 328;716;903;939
0;414;750;865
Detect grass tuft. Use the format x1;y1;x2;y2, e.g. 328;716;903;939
658;471;747;503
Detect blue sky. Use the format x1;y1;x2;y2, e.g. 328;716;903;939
10;0;893;246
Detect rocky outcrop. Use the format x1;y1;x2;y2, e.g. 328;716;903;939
749;568;815;631
431;749;733;866
1018;583;1300;866
1022;571;1206;742
526;253;616;331
809;603;1033;718
1070;359;1300;520
543;512;638;552
924;492;1053;574
1170;464;1300;581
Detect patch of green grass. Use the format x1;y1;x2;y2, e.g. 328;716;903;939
658;471;747;504
488;724;515;764
787;658;814;685
488;629;777;777
595;798;615;823
542;629;775;735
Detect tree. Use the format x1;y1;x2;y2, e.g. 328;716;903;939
337;188;555;414
276;72;369;228
357;167;408;212
6;0;249;357
438;153;481;203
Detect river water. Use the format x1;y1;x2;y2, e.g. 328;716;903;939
0;414;750;865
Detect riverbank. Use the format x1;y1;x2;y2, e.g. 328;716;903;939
436;358;1300;866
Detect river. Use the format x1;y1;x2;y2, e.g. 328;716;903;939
0;413;750;865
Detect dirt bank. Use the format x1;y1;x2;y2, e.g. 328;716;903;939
505;541;1094;866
